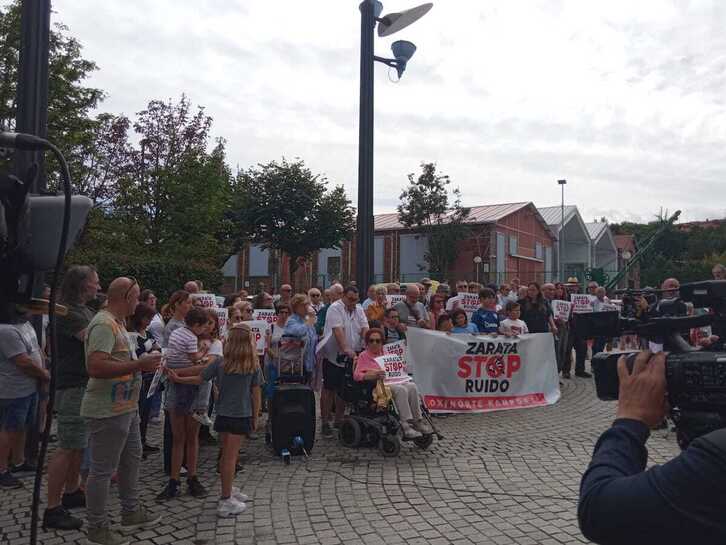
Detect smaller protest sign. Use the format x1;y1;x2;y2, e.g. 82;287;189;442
571;294;596;313
459;293;481;314
252;309;276;325
247;320;269;355
146;356;166;399
215;307;229;339
383;340;409;373
386;294;406;308
191;293;216;308
215;296;225;308
374;353;411;385
552;300;572;321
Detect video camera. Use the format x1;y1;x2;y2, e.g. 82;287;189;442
581;280;726;448
613;287;658;318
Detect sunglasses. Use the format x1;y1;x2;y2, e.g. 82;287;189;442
368;338;382;344
311;293;321;297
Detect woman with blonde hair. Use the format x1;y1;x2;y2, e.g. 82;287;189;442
166;324;261;518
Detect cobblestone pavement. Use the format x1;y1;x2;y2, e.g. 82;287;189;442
2;370;681;545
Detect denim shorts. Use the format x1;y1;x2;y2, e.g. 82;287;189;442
163;382;198;414
0;392;38;432
56;386;89;450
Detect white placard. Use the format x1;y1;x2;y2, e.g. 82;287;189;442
383;340;409;373
252;309;276;325
571;294;596;314
386;294;406;308
247;320;269;355
552;300;572;321
215;307;229;339
146;356;166;399
191;293;216;308
215;296;225;308
458;293;481;314
374;353;412;385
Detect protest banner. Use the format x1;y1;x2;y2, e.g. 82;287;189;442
571;294;596;313
374;353;411;385
386;294;406;308
406;327;560;413
247;320;269;355
215;307;229;338
382;339;409;373
191;293;216;308
552;300;572;321
252;309;276;325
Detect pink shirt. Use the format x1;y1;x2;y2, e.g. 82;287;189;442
353;349;383;382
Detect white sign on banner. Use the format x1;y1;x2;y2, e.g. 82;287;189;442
215;307;229;339
406;327;560;413
191;293;216;308
382;340;409;373
374;353;412;385
252;309;276;325
246;320;269;355
386;294;406;308
571;294;596;313
552;300;572;321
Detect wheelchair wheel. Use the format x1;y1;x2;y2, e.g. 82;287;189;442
413;434;434;450
379;434;401;457
339;418;362;448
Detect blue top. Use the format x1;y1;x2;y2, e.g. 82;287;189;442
578;418;726;544
451;323;478;334
283;314;317;373
471;308;500;333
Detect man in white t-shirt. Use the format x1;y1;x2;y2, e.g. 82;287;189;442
320;285;368;437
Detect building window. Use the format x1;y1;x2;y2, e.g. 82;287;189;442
535;242;543;260
509;235;518;256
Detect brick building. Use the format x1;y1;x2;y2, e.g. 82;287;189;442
223;202;556;294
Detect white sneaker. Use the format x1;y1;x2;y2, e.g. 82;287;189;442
217;497;246;518
192;412;213;427
401;423;422;439
231;486;250;503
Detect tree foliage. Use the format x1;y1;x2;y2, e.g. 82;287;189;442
229;158;355;273
611;211;726;286
397;162;471;278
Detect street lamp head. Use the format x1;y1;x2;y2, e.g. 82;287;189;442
557;179;567;185
391;40;417;77
377;2;433;37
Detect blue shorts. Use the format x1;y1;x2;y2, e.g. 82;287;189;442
0;392;38;432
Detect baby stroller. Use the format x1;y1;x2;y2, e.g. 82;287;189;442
265;333;315;464
337;357;441;457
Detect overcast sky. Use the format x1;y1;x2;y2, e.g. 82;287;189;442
47;0;726;224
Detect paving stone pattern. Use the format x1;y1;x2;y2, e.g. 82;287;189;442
2;372;680;545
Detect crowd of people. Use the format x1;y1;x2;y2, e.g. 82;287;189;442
2;264;725;545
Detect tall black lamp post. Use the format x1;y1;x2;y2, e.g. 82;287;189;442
356;0;432;293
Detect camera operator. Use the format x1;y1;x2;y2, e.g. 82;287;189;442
578;350;726;545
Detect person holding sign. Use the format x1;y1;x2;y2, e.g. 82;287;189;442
394;284;429;329
353;329;432;439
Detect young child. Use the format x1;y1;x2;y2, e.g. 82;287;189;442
166;308;210;419
471;288;500;334
499;301;529;336
436;313;453;332
167;324;260;518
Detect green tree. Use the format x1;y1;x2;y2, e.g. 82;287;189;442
113;96;233;263
397;162;471;278
229;158;355;274
0;0;104;189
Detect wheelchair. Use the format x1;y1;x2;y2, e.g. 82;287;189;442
336;357;441;457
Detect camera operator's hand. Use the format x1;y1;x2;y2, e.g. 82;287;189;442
616;350;667;427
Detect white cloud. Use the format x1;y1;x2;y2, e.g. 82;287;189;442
47;0;726;223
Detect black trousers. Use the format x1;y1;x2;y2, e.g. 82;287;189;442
138;374;154;445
